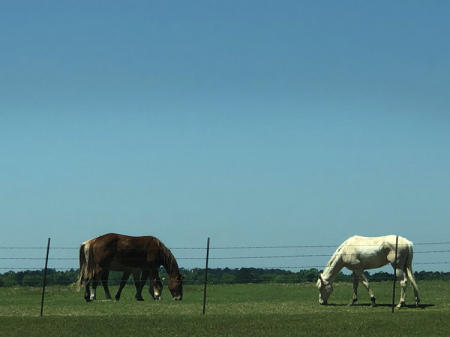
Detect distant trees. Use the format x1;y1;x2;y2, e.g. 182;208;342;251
1;268;449;287
0;269;79;287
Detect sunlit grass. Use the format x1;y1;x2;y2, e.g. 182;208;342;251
0;281;449;336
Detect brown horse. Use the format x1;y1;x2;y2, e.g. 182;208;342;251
77;233;183;302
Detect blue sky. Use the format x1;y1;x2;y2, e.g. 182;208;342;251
1;1;449;271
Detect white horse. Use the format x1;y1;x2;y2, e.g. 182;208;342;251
316;235;420;308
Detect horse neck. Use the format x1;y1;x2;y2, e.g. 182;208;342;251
159;244;180;277
322;249;344;283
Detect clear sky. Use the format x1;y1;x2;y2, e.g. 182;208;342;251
1;1;449;271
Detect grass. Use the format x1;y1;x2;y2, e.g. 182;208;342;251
0;281;449;336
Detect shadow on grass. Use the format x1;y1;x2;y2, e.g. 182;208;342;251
324;303;434;309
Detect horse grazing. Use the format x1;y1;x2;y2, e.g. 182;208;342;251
316;235;420;308
77;233;183;302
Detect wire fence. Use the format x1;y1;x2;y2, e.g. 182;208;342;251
2;238;448;317
1;239;450;274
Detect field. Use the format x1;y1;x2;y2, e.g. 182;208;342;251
0;281;449;337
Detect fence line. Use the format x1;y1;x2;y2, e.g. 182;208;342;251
2;240;450;251
2;250;450;261
1;241;450;274
2;238;449;317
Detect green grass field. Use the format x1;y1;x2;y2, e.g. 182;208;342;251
0;281;449;337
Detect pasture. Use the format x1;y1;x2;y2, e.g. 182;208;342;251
0;281;449;337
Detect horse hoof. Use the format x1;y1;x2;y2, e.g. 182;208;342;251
135;297;144;301
396;302;406;309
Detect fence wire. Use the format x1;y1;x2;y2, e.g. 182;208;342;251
1;241;450;274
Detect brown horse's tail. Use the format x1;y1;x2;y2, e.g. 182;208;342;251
77;243;87;291
77;240;96;291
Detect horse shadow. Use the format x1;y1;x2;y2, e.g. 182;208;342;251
326;303;434;309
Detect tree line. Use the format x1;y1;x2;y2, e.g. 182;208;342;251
1;268;449;287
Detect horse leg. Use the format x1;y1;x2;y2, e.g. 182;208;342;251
90;278;98;301
406;266;420;306
359;272;376;307
397;270;407;308
100;270;112;300
149;269;162;300
133;270;145;301
115;271;131;301
84;279;91;302
350;272;358;305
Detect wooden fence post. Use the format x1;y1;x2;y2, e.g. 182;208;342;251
391;235;399;313
202;237;210;315
40;238;51;317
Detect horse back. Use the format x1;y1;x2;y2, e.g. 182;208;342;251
90;233;162;270
342;235;412;269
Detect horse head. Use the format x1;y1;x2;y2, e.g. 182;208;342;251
317;274;333;305
168;274;184;301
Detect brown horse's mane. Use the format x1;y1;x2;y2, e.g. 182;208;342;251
157;239;180;277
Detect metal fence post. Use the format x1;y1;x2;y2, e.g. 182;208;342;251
391;235;399;313
202;237;210;315
40;238;51;317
